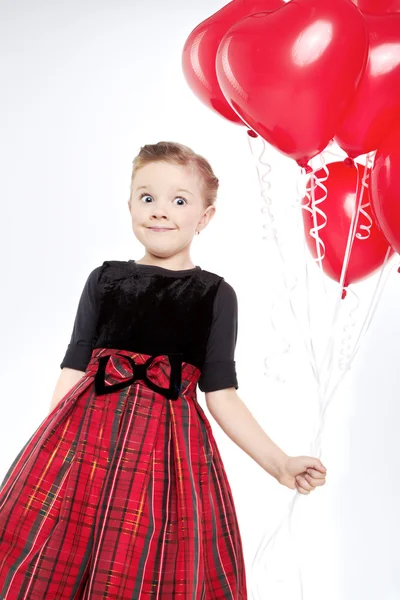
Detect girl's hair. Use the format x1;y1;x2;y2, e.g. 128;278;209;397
130;141;219;208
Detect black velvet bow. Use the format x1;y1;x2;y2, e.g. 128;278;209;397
94;352;183;400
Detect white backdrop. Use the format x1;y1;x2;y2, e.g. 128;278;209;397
1;1;400;599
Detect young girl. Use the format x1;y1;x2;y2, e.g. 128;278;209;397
0;141;326;599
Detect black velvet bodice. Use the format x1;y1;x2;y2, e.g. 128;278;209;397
92;260;224;371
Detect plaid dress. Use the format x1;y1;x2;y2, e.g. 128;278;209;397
0;261;247;599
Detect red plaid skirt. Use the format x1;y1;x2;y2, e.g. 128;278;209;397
0;348;247;599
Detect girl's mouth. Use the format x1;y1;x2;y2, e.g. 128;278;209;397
148;227;175;232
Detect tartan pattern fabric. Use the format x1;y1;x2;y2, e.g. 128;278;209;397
0;348;247;599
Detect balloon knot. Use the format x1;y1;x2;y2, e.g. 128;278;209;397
341;288;347;300
344;157;355;168
247;129;257;138
296;158;312;173
397;267;400;274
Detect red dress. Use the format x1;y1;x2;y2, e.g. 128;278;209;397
0;260;248;599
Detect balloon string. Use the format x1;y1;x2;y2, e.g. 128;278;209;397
258;162;331;596
247;134;295;384
250;487;304;600
338;288;360;371
303;257;320;388
263;288;292;384
249;140;394;600
253;137;293;383
308;169;395;455
267;251;396;600
349;247;396;364
339;158;364;285
318;153;373;393
334;161;372;373
301;154;330;384
301;156;329;275
246;132;309;600
355;164;373;241
246;132;319;382
311;249;397;463
248;145;328;600
308;289;357;467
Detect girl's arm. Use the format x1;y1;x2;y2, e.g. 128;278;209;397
49;367;86;414
206;389;327;493
52;264;103;414
206;388;288;482
202;282;326;493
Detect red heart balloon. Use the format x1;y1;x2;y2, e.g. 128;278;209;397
353;0;400;13
370;124;400;255
335;13;400;158
182;0;284;125
215;0;368;167
302;161;392;286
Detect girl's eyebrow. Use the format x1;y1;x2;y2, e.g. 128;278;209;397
135;185;194;196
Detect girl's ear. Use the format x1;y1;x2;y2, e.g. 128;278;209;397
203;205;216;227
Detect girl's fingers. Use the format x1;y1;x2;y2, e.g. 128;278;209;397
307;468;326;479
296;467;327;494
296;474;315;492
296;481;311;495
305;473;326;487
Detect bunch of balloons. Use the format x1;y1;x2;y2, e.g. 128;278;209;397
182;0;400;289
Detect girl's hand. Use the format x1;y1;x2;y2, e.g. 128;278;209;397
278;456;327;494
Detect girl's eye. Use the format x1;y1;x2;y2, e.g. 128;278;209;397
174;197;187;206
139;192;187;206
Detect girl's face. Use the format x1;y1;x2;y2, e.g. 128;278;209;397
128;161;214;260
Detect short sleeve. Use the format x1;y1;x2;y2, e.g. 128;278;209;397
59;265;103;371
197;280;239;393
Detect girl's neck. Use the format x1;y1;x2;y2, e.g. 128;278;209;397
135;256;196;270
